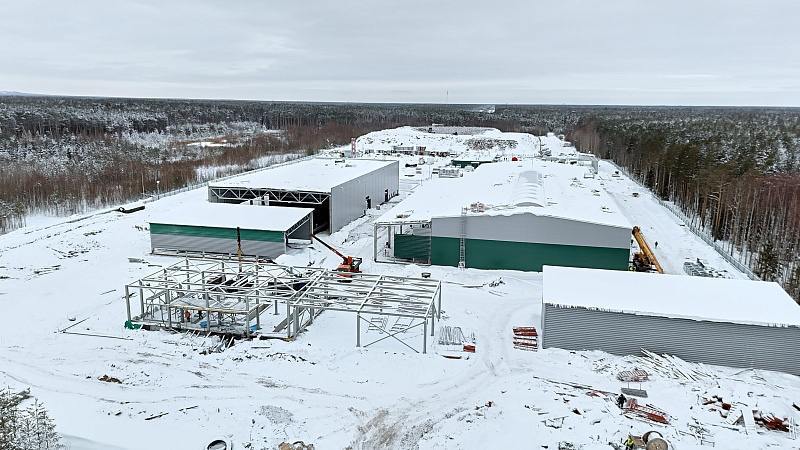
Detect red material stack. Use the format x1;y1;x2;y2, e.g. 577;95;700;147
512;326;539;351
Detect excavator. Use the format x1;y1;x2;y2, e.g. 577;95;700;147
312;235;362;273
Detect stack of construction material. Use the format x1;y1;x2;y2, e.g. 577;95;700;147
636;349;712;382
617;369;649;382
513;326;538;351
623;398;670;424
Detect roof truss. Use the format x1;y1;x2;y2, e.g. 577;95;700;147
209;186;330;205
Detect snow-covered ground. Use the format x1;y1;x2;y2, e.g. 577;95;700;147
1;130;798;449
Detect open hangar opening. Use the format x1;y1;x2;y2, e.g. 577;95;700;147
208;158;400;233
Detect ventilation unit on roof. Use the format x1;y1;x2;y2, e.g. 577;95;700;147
512;170;545;207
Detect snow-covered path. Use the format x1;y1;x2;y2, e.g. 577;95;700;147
600;161;747;279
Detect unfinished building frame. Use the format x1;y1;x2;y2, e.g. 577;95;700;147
289;271;442;353
373;220;433;265
125;258;325;337
125;258;443;353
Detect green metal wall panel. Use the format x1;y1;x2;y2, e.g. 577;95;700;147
451;160;491;168
393;234;431;260
150;223;284;243
430;236;629;271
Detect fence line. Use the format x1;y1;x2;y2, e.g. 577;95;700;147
605;160;759;281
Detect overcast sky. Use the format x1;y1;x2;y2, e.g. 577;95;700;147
2;0;799;105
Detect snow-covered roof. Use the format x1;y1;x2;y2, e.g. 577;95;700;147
377;160;631;229
356;126;544;157
208;158;396;193
543;266;800;328
149;203;313;232
452;150;498;162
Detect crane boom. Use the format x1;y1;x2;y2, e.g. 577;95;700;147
312;235;345;260
632;226;664;274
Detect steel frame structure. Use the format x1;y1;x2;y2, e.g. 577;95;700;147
373;220;433;265
124;258;443;353
125;258;324;337
209;186;330;206
289;271;442;353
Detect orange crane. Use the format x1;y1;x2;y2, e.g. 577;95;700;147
632;226;664;273
312;235;362;273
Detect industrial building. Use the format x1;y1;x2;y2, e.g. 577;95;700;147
374;161;632;272
451;150;499;168
148;203;313;258
208;158;399;232
541;266;800;375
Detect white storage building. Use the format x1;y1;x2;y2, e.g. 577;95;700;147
541;266;800;375
208;158;399;232
149;203;314;259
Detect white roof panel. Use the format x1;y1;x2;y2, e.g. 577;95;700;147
377;160;631;229
543;266;800;327
149;203;313;232
209;158;396;193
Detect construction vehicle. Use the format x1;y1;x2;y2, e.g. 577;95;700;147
312;235;362;273
632;226;664;273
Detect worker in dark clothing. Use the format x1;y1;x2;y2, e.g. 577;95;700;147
654;241;659;248
616;393;627;409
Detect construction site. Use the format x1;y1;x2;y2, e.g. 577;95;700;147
1;128;798;450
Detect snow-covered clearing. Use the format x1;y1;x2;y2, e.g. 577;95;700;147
1;131;798;449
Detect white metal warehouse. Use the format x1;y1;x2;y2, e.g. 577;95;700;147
375;161;632;272
149;203;313;259
208;158;399;232
541;266;800;375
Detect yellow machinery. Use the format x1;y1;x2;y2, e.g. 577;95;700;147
632;226;664;273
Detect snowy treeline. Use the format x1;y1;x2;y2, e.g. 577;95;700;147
569;108;800;300
0;388;62;450
0;98;535;233
2;97;798;302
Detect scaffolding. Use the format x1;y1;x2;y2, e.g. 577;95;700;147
125;258;325;337
290;271;442;353
125;258;443;353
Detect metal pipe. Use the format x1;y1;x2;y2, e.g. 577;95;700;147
166;288;172;329
245;296;250;338
286;300;292;338
356;314;361;347
125;285;131;321
422;317;427;354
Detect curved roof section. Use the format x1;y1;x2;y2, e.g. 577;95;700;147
512;170;545;208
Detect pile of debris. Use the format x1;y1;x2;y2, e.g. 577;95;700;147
438;325;476;353
703;394;797;435
636;349;712;382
